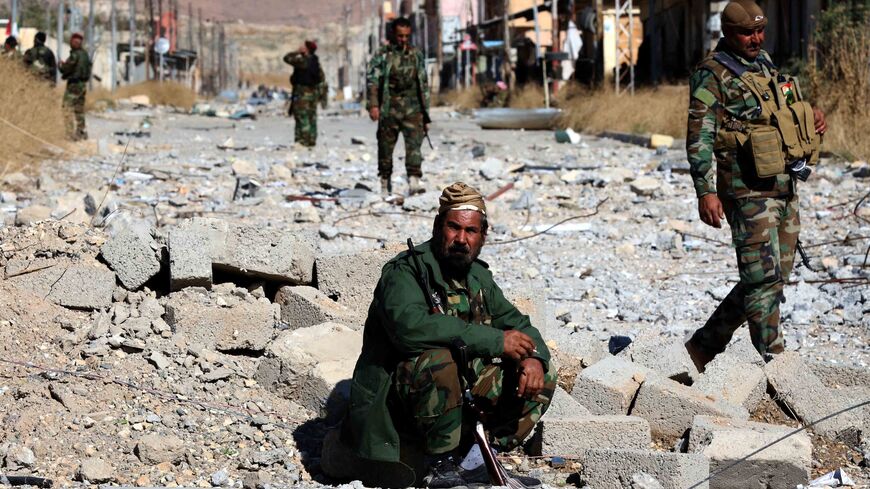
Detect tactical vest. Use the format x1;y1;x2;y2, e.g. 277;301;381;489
704;51;820;179
291;55;321;87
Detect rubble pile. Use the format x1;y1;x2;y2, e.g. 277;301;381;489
0;105;867;488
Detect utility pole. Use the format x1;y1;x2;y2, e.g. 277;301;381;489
11;0;17;38
503;0;513;90
343;4;351;89
111;0;117;91
129;0;136;84
433;0;442;95
56;0;64;85
210;21;217;92
197;8;204;91
87;0;95;89
187;2;193;50
218;23;226;90
157;0;163;39
146;0;154;79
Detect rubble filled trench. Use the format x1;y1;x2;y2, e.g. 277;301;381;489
0;102;868;488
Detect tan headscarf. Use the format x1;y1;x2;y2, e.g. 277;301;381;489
438;182;486;216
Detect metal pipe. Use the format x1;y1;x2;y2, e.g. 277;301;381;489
532;1;550;108
111;0;117;91
129;0;135;84
56;0;64;85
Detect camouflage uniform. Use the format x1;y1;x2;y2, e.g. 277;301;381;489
686;40;802;356
60;46;92;141
284;51;327;147
394;276;556;455
23;43;57;83
366;44;430;180
343;240;554;464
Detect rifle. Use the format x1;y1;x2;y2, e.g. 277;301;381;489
423;111;434;150
405;239;529;489
451;339;528;489
406;239;444;314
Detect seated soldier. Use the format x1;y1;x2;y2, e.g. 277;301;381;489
339;182;556;488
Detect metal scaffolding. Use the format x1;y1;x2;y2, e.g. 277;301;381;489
614;0;635;95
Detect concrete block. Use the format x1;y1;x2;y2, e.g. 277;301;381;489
314;246;400;313
274;285;359;330
808;361;870;389
164;291;279;352
538;416;651;456
579;449;709;489
631;376;748;439
100;226;161;290
688;415;811;489
571;356;653;415
693;353;767;412
505;286;552;335
168;224;214;291
621;338;699;384
256;322;362;413
720;334;764;367
15;205;52;226
170;218;315;287
47;264;116;310
765;352;863;445
542;386;591;420
214;222;314;284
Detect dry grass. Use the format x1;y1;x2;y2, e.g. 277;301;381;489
87;81;197;111
807;7;870;161
0;57;67;177
242;71;292;90
438;88;482;110
555;83;688;138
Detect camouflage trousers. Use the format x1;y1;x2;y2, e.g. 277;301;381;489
377;96;424;179
394;348;556;456
691;195;800;355
63;82;87;141
292;93;318;147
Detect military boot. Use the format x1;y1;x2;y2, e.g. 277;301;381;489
685;340;716;373
408;176;425;195
424;455;466;489
380;177;392;197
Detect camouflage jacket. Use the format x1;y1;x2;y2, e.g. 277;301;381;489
343;240;550;463
366;44;429;116
283;51;327;103
24;44;57;82
686;40;792;199
60;47;92;85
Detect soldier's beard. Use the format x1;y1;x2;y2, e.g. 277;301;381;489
434;231;482;277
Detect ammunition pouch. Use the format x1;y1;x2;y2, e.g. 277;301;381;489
748;125;786;178
771;101;820;166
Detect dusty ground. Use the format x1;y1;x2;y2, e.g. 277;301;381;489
0;101;868;487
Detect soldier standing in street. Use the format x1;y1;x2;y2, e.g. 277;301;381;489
367;17;430;197
283;40;327;148
23;32;57;84
59;33;92;141
684;0;827;369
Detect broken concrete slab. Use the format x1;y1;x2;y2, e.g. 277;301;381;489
619;338;699;384
808;361;870;389
693;353;767;412
100;226;161;290
274;285;359;330
164;290;279;352
46;264;116;310
542;386;591;420
213;222;314;284
15;205;52;226
169;217;315;287
579;449;709;489
314;246;400;312
631;375;748;439
571;356;653;415
764;352;864;445
537;415;651;456
687;415;811;489
505;286;552;335
256;322;362;414
168;224;214;291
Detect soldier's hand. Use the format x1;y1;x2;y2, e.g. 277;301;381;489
813;107;827;135
369;107;380;121
424;123;430;132
517;358;545;398
698;193;724;229
502;330;535;362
